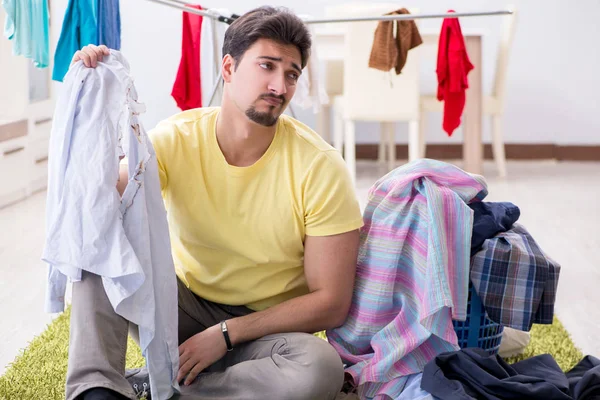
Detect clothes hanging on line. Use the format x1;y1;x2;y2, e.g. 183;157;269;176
421;348;600;400
172;4;203;111
436;10;473;136
53;0;122;82
368;8;423;75
98;0;121;50
43;50;179;399
470;223;561;331
53;0;97;81
2;0;50;68
199;7;231;107
327;159;488;400
292;14;329;113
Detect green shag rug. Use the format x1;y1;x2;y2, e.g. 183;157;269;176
0;308;583;400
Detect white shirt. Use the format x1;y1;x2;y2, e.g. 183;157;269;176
42;50;180;400
292;15;329;113
200;8;231;107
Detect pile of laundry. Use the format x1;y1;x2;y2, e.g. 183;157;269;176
325;159;599;400
422;348;600;400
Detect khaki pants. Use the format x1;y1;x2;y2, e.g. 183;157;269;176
66;271;344;400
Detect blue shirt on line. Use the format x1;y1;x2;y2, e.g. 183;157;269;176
2;0;50;68
52;0;121;82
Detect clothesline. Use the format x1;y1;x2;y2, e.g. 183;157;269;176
144;0;513;25
146;0;214;17
303;9;513;24
145;0;238;24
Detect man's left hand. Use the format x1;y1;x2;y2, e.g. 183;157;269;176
177;324;227;385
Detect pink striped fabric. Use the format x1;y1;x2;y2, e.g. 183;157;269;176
327;159;488;399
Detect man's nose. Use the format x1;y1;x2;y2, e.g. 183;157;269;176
267;74;288;96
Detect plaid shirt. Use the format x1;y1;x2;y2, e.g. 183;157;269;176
470;223;561;331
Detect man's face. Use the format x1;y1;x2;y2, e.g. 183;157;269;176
224;38;303;127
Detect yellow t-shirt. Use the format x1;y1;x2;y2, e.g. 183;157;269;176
148;107;364;311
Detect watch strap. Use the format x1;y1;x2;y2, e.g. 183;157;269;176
220;320;233;352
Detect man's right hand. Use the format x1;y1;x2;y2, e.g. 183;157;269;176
71;44;110;68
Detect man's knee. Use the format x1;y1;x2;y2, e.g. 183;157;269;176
283;333;344;400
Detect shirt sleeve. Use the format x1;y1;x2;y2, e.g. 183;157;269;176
147;121;177;192
303;150;364;236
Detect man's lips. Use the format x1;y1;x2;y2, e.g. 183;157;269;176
262;97;283;106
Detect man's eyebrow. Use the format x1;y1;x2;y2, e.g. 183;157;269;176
257;56;302;74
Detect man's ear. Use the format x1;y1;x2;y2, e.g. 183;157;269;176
222;54;235;83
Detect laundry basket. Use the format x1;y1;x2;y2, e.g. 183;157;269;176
452;283;504;355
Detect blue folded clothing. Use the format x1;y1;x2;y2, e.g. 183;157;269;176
469;201;520;256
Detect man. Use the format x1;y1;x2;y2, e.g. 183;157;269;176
68;6;363;400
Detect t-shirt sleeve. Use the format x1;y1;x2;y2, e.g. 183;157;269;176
303;150;364;236
146;121;177;192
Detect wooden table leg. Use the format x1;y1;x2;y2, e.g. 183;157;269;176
463;36;483;175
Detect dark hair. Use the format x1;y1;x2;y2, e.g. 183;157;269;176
222;6;312;70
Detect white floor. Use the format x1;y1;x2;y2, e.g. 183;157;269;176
1;160;599;374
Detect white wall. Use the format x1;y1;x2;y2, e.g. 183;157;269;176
49;0;600;145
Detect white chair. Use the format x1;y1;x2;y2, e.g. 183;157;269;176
316;3;374;146
315;59;344;145
419;8;517;177
328;4;422;184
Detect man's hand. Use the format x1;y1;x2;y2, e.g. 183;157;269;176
71;44;110;67
177;324;227;386
176;230;359;386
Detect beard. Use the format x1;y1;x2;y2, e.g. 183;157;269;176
245;95;286;127
245;106;279;127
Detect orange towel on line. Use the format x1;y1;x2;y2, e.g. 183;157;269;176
436;10;474;136
368;8;423;74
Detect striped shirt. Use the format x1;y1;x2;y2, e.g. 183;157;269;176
327;159;487;399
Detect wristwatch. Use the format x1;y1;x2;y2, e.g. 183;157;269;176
220;320;234;352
